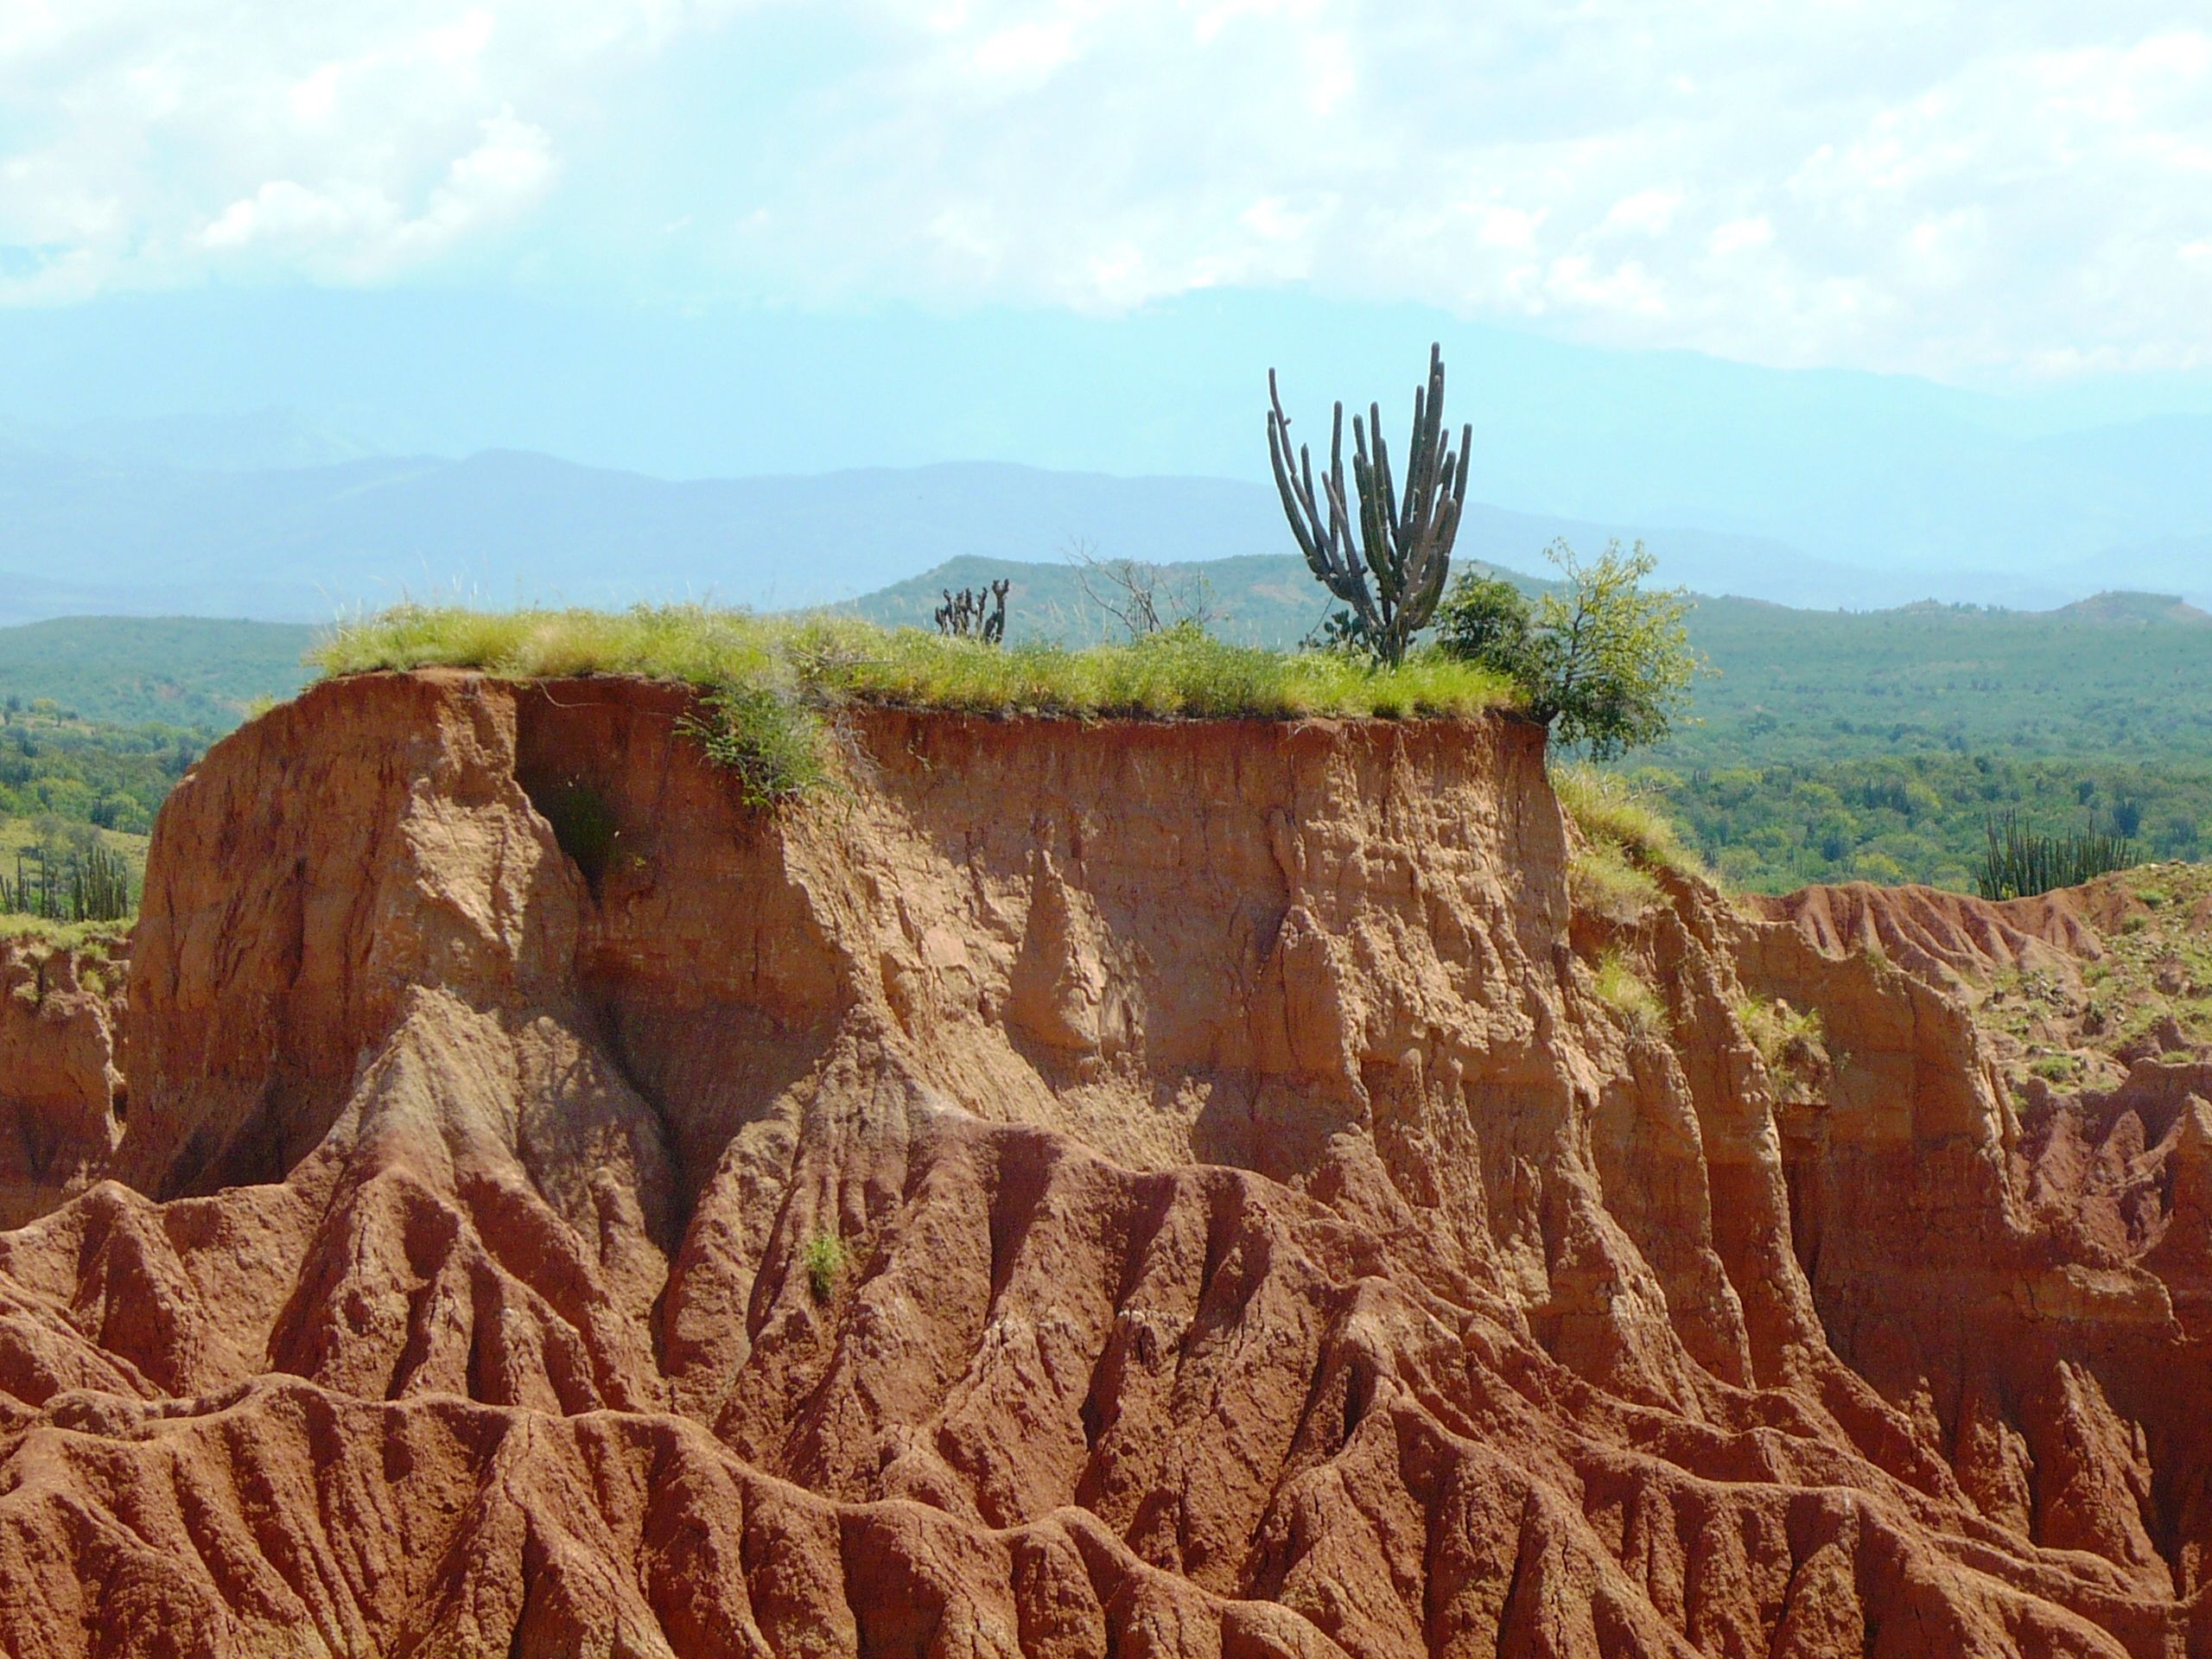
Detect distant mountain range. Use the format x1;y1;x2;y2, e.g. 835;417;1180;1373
3;410;2202;625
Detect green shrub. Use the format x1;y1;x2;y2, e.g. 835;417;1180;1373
678;684;828;810
1436;540;1700;759
802;1230;849;1304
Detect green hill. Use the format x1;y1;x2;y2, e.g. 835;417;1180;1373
10;578;2212;899
0;617;315;730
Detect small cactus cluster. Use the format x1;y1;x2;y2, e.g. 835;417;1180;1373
936;580;1010;644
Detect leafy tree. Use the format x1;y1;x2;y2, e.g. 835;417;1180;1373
1436;539;1699;760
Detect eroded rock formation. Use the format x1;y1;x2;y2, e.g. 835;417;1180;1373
0;671;2203;1656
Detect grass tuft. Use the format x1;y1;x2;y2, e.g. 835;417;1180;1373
1568;842;1662;925
1592;948;1668;1037
1738;995;1826;1096
1551;765;1704;877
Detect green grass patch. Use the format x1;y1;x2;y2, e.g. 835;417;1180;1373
1739;995;1826;1096
1553;765;1701;874
1592;949;1668;1038
1557;762;1712;926
0;917;130;955
311;606;1517;807
310;606;1516;722
1568;842;1661;925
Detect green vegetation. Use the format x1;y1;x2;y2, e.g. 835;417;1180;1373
1644;592;2212;771
1568;840;1662;925
23;569;2212;905
0;817;146;929
1628;753;2206;893
1437;541;1698;759
1592;949;1667;1037
678;683;830;808
857;568;2212;893
1974;810;2136;900
0;840;131;923
0;618;312;728
802;1230;848;1303
0;702;200;836
1552;765;1705;879
312;605;1515;720
1739;996;1825;1096
311;606;1512;811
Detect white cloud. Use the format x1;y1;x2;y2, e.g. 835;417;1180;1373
0;0;698;296
3;0;2210;378
721;0;2212;376
195;110;555;279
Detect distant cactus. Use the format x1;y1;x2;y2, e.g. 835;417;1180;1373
0;841;131;923
935;579;1010;644
1267;343;1471;665
73;842;131;922
1975;810;2134;899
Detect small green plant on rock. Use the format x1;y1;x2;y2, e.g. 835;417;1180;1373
1569;842;1661;925
1592;949;1667;1038
802;1230;848;1304
1739;995;1826;1096
2029;1052;2081;1084
681;683;828;810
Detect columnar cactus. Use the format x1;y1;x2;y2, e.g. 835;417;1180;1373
1267;343;1471;665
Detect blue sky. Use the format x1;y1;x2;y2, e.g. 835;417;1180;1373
3;0;2210;477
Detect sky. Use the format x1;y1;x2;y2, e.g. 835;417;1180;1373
3;0;2211;476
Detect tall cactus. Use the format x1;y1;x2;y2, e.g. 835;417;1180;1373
1267;342;1471;665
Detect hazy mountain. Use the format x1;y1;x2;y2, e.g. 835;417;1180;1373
4;287;2208;584
0;408;378;474
0;440;2120;627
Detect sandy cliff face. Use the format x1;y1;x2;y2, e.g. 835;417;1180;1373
0;671;2203;1656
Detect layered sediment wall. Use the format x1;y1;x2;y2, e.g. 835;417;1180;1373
0;670;2202;1656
